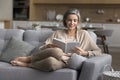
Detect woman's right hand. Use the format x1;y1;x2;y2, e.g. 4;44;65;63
46;44;58;48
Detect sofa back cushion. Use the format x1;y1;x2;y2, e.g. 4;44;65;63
23;29;53;47
0;37;35;62
0;29;24;55
87;31;97;44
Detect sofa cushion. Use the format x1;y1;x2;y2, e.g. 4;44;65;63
23;29;53;47
0;29;24;55
0;37;35;62
68;53;87;70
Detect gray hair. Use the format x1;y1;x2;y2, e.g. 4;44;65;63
63;9;81;27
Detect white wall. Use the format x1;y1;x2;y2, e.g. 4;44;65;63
0;21;4;29
0;0;13;20
103;24;120;48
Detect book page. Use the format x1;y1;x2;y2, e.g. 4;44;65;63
66;42;80;53
53;38;80;53
53;38;66;52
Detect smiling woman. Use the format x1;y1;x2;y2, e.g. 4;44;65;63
10;9;101;72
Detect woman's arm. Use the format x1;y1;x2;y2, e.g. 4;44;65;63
77;30;102;57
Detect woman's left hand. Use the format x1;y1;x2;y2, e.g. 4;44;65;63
73;46;89;56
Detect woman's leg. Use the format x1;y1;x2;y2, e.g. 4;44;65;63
13;56;31;62
11;60;29;67
30;57;66;71
10;56;31;67
31;48;65;62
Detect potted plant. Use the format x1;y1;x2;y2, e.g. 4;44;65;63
32;23;40;30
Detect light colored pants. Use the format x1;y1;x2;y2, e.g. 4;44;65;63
30;48;66;71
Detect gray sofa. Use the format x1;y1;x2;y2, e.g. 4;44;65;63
0;29;112;80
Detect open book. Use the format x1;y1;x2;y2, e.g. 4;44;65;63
53;38;80;53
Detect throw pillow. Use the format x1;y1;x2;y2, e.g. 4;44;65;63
0;37;35;62
67;53;87;70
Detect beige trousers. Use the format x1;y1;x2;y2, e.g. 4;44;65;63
30;48;66;71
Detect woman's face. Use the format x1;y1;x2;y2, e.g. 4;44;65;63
65;14;79;30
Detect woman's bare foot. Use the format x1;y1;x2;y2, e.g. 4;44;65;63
11;60;18;66
61;55;70;64
61;56;70;61
11;60;29;67
13;56;31;63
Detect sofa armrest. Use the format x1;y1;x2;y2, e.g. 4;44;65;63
78;54;112;80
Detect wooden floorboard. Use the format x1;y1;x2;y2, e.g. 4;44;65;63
108;47;120;70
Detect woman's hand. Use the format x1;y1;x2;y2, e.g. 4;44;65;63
73;46;89;56
46;44;58;48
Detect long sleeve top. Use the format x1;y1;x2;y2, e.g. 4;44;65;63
40;29;102;57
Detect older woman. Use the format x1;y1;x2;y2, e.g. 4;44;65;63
11;8;101;71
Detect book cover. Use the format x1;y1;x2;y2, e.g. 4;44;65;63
53;38;80;53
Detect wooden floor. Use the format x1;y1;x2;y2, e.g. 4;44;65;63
108;47;120;71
